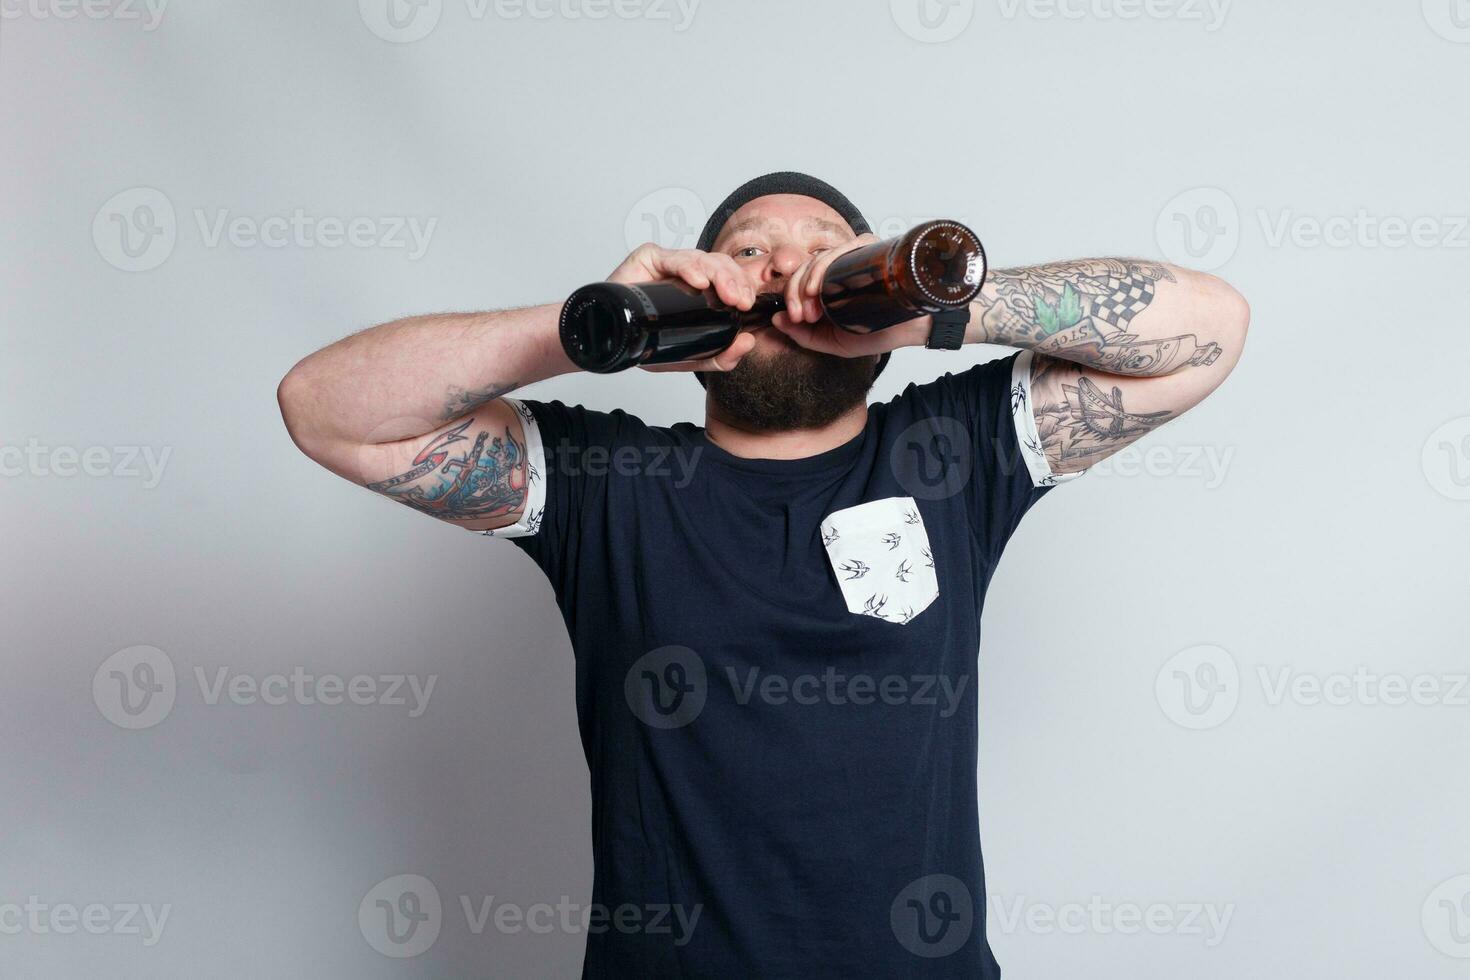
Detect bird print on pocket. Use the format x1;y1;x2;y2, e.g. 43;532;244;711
819;497;941;625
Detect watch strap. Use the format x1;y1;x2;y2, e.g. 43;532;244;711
924;306;970;350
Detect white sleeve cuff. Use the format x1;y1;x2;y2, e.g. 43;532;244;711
479;398;546;538
1010;351;1086;489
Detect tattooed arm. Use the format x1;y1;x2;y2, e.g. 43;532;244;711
277;304;572;530
277;243;757;530
970;259;1250;474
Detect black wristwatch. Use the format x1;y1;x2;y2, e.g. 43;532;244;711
924;307;971;350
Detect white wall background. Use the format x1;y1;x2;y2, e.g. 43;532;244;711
3;0;1468;976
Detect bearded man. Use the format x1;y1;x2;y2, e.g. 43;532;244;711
278;172;1249;978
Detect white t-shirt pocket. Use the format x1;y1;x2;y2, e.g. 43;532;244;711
819;496;939;625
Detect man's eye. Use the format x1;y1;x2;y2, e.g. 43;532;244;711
734;245;765;258
810;247;832;256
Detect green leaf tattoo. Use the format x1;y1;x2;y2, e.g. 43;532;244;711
1057;282;1083;330
1036;295;1060;335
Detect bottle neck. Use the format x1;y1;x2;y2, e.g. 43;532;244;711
733;291;787;330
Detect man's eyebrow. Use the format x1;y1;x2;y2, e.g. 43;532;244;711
719;217;777;239
718;216;852;243
799;217;853;237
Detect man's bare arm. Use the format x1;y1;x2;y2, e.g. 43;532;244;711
277;304;571;530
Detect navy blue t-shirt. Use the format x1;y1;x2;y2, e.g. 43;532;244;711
486;351;1076;978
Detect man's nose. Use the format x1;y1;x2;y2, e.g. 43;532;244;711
766;244;808;281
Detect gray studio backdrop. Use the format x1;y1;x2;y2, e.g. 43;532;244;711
3;1;1468;977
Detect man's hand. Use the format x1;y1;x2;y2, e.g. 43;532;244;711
770;232;931;358
607;243;761;374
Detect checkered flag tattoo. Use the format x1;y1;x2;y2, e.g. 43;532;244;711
1092;276;1155;331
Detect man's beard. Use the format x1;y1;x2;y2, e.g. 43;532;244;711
702;334;878;432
